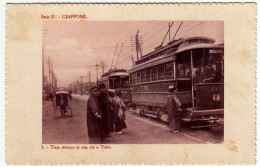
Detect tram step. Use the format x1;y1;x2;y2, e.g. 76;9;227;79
190;118;219;122
191;124;218;129
143;113;158;119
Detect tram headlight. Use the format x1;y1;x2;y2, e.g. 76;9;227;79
213;93;221;102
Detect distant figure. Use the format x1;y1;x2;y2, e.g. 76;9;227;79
48;92;54;101
204;62;216;80
111;90;127;134
69;91;72;99
167;86;182;133
86;86;103;143
60;94;67;116
98;83;114;138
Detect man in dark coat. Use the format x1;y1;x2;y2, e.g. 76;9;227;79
167;85;182;133
87;87;103;143
97;83;114;138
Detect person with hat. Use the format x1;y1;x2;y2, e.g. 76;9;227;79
97;83;114;138
110;90;127;135
167;85;182;133
86;86;103;143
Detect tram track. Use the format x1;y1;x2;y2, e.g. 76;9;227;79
127;109;224;144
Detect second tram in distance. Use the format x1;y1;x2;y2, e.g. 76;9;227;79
98;69;131;105
128;36;224;128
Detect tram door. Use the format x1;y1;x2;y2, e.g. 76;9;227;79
191;48;224;109
175;51;193;106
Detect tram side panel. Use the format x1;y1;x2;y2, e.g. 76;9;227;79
195;84;224;110
115;88;132;105
130;81;192;120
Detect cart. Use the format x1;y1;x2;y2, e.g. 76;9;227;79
53;91;73;117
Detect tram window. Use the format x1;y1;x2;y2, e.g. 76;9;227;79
114;77;120;88
146;68;151;82
165;61;174;79
192;49;224;83
152;66;158;81
132;72;137;84
188;39;199;44
158;64;165;80
109;79;114;89
137;71;141;83
176;52;191;78
192;49;204;83
121;77;129;88
135;72;137;84
141;70;146;82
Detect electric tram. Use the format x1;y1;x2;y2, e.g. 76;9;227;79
128;36;224;128
98;69;131;105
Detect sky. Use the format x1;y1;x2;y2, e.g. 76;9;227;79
43;21;224;87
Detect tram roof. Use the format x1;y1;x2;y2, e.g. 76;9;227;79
129;42;223;74
101;69;127;77
109;72;129;77
135;36;215;65
56;91;69;94
175;43;223;54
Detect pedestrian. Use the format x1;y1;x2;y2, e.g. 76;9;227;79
86;86;103;144
167;85;182;133
111;91;127;135
97;83;114;138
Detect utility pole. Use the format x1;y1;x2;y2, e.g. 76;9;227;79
135;30;143;60
48;57;52;92
51;61;54;92
42;46;45;84
136;30;139;60
80;75;83;96
85;63;100;87
88;71;91;91
101;61;104;74
95;62;100;86
73;81;75;93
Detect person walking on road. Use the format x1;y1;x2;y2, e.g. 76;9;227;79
111;91;127;135
86;86;103;143
167;85;182;133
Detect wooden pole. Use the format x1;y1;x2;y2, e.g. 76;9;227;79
102;61;104;74
89;71;91;91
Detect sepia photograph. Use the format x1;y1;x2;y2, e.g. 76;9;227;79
42;21;224;144
6;3;256;164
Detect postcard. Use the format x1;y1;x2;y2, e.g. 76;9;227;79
6;3;256;164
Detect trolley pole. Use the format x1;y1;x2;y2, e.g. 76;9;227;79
169;23;171;42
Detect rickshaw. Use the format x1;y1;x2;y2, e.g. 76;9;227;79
53;91;73;117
